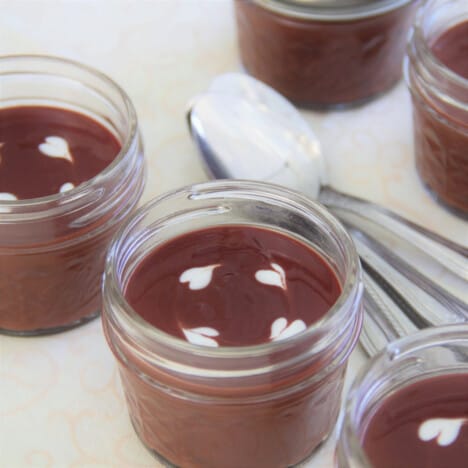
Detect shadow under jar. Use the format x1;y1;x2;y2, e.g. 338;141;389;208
102;180;363;468
337;324;468;468
234;0;417;109
0;55;146;335
405;0;468;217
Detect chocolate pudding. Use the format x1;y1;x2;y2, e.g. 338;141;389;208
363;374;468;468
103;182;363;468
235;0;416;108
0;106;131;333
431;21;468;79
0;106;119;199
0;55;145;335
118;360;347;468
125;225;341;347
412;20;468;214
119;226;344;467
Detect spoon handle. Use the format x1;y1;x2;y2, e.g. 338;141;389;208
360;271;418;357
358;239;465;356
353;225;467;317
320;187;468;356
360;267;417;356
319;187;468;280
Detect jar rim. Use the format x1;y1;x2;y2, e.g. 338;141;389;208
103;180;363;366
0;54;139;214
407;2;468;91
340;324;468;466
251;0;413;21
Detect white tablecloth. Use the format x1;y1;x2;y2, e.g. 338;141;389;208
1;1;466;467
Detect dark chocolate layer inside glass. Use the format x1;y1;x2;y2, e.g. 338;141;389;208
413;20;468;214
0;106;119;199
125;225;341;346
0;106;121;333
363;373;468;468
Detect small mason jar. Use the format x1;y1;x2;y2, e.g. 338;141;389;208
405;0;468;216
0;55;146;335
102;180;363;468
337;324;468;467
234;0;417;109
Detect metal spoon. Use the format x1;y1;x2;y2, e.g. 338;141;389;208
187;73;468;355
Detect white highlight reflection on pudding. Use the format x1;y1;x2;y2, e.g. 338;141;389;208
0;192;17;201
418;418;467;446
255;263;286;290
182;326;220;347
179;264;220;290
270;317;306;341
38;136;74;163
60;182;75;193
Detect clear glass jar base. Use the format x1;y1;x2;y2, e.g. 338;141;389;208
288;78;402;111
420;180;468;221
0;310;100;336
132;417;331;468
242;67;402;111
130;419;177;468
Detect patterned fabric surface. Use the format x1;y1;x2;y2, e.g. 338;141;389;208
1;1;466;467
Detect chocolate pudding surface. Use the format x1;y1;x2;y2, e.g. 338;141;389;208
431;21;468;80
0;106;120;200
363;373;468;468
125;225;341;347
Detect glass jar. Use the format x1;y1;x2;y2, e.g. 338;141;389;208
405;0;468;216
337;324;468;467
0;55;146;335
234;0;417;109
102;180;363;468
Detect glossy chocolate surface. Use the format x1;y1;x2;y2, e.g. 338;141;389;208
363;374;468;468
125;225;341;347
0;106;121;333
431;21;468;80
0;106;119;199
413;21;468;214
235;0;415;108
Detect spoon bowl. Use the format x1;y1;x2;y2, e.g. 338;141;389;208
188;73;325;199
